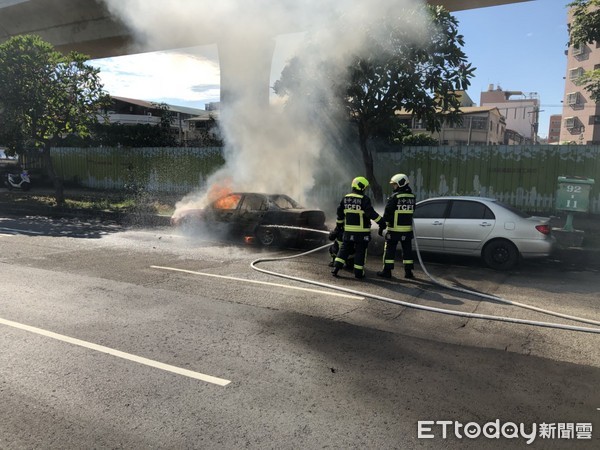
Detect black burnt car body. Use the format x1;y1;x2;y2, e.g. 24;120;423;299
171;192;328;247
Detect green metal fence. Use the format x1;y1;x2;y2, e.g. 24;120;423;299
52;147;224;194
374;145;600;214
51;145;600;214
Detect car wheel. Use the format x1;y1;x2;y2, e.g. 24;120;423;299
256;226;279;247
482;239;519;270
21;182;31;191
178;216;200;233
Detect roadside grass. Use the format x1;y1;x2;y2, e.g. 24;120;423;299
7;191;176;216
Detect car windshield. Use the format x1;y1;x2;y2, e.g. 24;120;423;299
0;149;17;160
213;194;242;209
268;195;301;209
492;200;530;218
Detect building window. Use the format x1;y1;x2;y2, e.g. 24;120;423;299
592;116;600;124
413;119;425;129
471;117;487;130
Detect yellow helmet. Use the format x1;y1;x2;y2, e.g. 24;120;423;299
351;176;369;191
390;173;409;188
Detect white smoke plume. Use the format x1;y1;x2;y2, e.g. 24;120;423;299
101;0;429;213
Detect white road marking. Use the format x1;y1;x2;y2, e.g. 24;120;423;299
151;265;364;300
0;316;231;386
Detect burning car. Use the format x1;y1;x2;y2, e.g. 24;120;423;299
171;192;328;247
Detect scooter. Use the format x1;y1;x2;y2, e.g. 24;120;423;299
4;170;31;191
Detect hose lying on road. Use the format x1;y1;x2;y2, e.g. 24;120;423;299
251;225;600;335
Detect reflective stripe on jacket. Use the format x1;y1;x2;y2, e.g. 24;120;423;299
384;191;415;233
336;192;383;233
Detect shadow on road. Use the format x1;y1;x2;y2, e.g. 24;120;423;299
0;215;122;239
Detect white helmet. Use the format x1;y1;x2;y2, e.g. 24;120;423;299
390;173;409;188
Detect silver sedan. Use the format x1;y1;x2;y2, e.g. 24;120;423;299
413;196;556;270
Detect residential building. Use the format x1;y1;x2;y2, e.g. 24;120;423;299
101;96;206;144
547;114;562;144
560;7;600;144
397;106;506;145
480;84;540;144
184;109;222;147
105;96;204;125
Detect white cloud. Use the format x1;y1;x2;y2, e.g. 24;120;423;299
91;49;220;103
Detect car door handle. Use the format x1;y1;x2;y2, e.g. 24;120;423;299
432;221;444;226
479;222;493;227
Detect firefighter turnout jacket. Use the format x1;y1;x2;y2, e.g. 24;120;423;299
383;185;416;233
336;191;384;236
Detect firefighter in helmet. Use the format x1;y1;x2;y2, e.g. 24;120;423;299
377;173;416;279
331;176;386;279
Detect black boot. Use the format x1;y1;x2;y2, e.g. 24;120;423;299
331;263;342;277
377;269;392;278
404;268;415;279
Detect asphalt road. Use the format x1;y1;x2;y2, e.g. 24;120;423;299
0;214;599;449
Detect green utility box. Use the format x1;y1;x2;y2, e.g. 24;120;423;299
556;176;595;213
555;176;595;238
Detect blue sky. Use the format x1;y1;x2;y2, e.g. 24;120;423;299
453;0;570;138
92;0;571;139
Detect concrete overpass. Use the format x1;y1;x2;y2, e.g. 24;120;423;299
0;0;532;106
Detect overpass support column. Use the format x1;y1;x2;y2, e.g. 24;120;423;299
217;34;276;110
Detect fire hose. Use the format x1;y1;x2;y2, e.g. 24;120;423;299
251;225;600;335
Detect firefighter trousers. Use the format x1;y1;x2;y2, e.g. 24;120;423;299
382;232;414;272
334;233;370;277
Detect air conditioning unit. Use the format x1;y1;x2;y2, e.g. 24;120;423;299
564;117;577;129
569;67;584;80
567;92;580;106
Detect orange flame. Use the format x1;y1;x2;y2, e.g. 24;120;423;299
206;178;233;202
214;194;241;209
206;179;240;209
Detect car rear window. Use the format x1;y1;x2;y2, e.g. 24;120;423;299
448;200;495;220
269;195;300;209
414;201;448;218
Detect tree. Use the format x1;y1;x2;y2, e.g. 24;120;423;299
274;5;474;202
569;0;600;101
0;34;110;204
